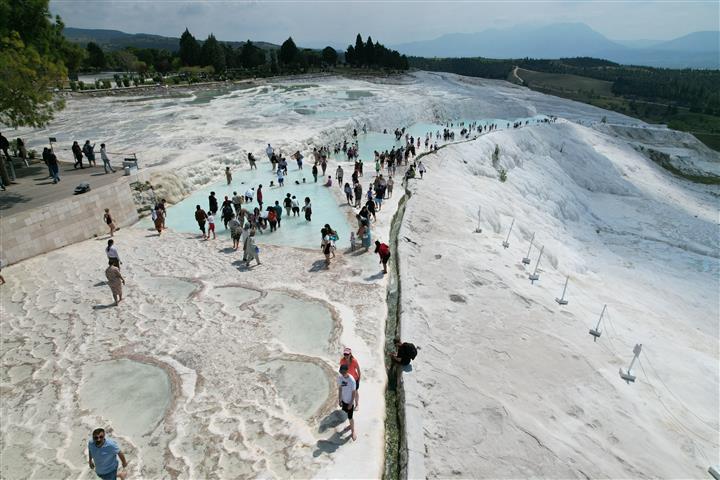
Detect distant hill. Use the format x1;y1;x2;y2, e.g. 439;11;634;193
394;23;623;59
63;27;280;52
393;23;720;69
650;31;720;52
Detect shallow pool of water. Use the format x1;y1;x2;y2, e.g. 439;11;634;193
259;292;335;357
79;358;171;436
162;166;352;249
257;359;331;420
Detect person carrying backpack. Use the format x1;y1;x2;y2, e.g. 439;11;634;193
391;337;417;366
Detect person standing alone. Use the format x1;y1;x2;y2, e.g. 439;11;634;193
100;144;115;173
374;240;391;274
88;428;128;480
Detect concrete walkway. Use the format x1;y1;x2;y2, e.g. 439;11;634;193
0;160;126;216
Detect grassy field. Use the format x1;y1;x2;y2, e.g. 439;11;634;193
512;68;720;152
514;68;614;96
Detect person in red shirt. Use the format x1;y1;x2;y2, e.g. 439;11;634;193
374;240;391;274
257;184;264;210
339;347;361;409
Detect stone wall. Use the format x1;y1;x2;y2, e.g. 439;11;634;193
0;179;139;266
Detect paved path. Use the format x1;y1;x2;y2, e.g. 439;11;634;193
0;160;127;216
512;66;524;85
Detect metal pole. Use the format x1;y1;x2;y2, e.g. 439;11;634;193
503;218;514;248
595;304;607;331
627;344;642;372
505;218;515;243
558;276;569;301
525;233;535;258
532;246;544;276
529;246;544;282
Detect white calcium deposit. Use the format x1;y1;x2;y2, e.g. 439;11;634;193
2;72;718;478
397;120;718;478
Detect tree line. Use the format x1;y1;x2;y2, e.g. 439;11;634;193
80;29;408;80
346;34;409;70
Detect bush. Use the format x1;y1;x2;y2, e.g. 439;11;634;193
78;80;85;90
122;78;130;87
28;149;36;159
69;80;77;91
102;80;111;89
499;168;507;182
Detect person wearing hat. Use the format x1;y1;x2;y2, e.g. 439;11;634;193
340;347;361;407
337;363;358;441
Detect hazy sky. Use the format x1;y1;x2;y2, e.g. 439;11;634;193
50;0;719;47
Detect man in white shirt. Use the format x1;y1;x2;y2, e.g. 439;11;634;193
265;144;274;160
337;364;358;441
244;188;254;203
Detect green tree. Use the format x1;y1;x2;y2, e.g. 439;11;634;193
279;37;299;66
345;45;355;65
114;49;139;72
365;36;375;65
200;34;225;72
353;34;365;66
179;28;200;66
0;33;64;184
222;43;240;69
0;0;79;130
240;40;266;69
322;46;338;66
85;41;106;69
302;49;321;68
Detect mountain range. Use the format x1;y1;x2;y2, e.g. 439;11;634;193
64;24;720;69
392;24;720;68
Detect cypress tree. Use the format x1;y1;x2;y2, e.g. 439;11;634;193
179;28;200;66
354;34;364;66
279;37;299;66
365;36;375;66
200;34;226;72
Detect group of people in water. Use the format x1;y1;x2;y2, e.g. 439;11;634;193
172;131;422;271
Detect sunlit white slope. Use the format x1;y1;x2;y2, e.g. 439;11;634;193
398;120;718;478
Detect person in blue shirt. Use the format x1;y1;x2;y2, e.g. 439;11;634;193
88;428;128;480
